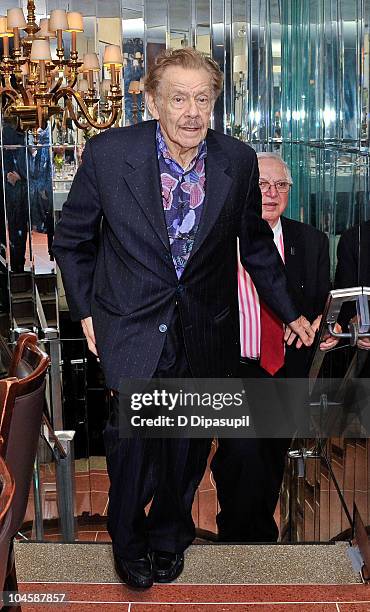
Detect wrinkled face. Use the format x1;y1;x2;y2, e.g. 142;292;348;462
258;157;291;227
146;65;214;155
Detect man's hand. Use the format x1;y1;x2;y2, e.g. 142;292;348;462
349;315;370;350
81;316;98;356
311;314;341;351
284;315;315;348
358;337;370;350
7;171;21;186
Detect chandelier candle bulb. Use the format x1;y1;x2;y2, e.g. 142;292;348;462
7;8;26;52
49;9;68;55
87;69;94;91
67;12;83;54
0;16;13;58
2;35;9;56
39;59;46;84
110;64;116;87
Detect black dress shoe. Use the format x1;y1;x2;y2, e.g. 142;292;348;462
152;551;184;583
114;553;153;588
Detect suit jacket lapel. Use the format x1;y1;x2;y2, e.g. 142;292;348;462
123;121;170;251
185;130;233;267
122;124;233;270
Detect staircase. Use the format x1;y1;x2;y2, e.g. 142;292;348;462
14;541;367;611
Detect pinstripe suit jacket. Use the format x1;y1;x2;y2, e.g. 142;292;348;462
53;120;299;390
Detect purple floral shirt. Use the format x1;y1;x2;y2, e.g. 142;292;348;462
156;123;207;278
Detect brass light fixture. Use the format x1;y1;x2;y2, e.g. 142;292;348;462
0;1;123;135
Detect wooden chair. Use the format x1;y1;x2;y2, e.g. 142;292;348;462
0;333;49;610
0;456;14;525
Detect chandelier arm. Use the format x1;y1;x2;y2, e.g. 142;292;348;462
55;87;122;130
50;77;64;94
0;88;20;105
14;82;31;105
65;98;89;130
66;74;78;89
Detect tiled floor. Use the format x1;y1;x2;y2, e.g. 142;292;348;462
17;582;370;611
31;231;55;275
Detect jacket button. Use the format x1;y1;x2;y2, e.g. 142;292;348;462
159;324;167;333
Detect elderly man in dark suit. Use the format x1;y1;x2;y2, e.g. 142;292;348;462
211;153;335;543
53;49;315;588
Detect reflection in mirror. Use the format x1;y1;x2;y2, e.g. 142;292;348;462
26;132;55;276
122;9;144;125
0;113;35;333
144;0;167;111
168;0;191;49
195;0;210;56
211;0;225;132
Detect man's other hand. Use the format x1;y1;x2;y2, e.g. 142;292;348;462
284;315;315;348
348;315;370;350
7;171;21;186
81;316;98;356
358;336;370;350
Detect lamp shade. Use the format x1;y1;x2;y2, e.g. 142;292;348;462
128;80;140;94
30;38;51;62
82;52;100;71
101;78;111;95
7;8;26;28
49;9;68;31
67;12;83;32
36;18;56;38
103;44;123;67
78;78;89;92
0;16;13;37
134;51;142;59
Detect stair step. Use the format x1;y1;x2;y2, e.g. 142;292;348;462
14;542;360;585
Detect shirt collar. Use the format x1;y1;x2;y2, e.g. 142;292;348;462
272;217;283;241
156;122;207;175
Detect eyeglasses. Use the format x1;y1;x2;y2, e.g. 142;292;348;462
259;179;291;193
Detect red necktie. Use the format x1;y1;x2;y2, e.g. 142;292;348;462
259;301;284;376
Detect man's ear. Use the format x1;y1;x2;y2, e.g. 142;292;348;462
146;93;160;120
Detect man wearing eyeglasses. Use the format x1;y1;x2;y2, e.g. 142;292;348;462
211;152;334;543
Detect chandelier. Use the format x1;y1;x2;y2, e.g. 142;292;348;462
0;1;124;135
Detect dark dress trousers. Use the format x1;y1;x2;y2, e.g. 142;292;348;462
53;120;300;558
212;217;330;542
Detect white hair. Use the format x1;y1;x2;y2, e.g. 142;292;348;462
257;152;293;184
